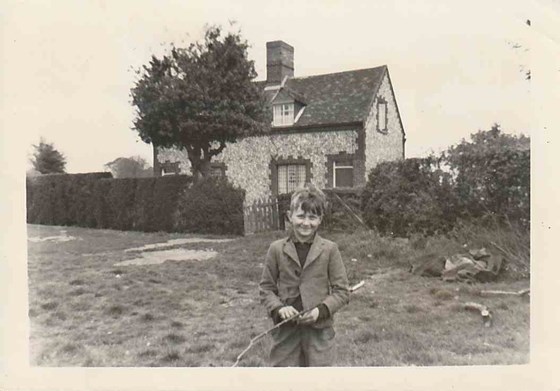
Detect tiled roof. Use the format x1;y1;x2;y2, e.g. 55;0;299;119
256;65;387;129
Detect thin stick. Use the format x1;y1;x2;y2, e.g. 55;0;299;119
489;240;524;264
232;280;366;367
349;280;365;292
330;191;368;229
232;309;309;367
479;288;530;297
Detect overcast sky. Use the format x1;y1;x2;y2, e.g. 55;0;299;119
2;0;556;173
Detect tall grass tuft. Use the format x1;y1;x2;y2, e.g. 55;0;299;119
451;219;529;279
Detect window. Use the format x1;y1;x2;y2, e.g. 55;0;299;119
377;99;387;132
333;161;353;188
161;160;180;176
277;164;307;194
273;103;294;126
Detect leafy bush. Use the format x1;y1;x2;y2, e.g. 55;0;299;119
444;125;530;228
361;157;457;237
175;177;245;235
361;126;530;238
449;149;529;228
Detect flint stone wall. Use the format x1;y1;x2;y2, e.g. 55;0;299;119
156;129;359;204
364;72;405;174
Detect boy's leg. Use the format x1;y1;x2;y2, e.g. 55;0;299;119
301;326;336;367
269;324;305;367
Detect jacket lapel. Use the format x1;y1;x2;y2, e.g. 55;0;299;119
303;234;324;269
282;239;301;267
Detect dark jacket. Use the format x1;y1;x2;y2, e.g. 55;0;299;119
259;234;350;329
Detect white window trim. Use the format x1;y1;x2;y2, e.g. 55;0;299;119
333;161;353;188
294;106;305;123
273;103;295;127
377;100;388;133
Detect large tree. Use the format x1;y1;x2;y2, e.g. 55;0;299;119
105;156;153;178
131;26;269;179
30;138;66;174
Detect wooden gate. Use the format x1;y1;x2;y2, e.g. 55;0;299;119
244;196;281;234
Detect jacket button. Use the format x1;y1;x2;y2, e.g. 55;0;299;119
295;270;301;277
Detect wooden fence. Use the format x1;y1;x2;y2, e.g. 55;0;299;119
244;196;284;234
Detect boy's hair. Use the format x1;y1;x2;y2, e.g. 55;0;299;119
290;183;327;217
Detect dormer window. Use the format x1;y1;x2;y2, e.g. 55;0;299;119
273;103;294;126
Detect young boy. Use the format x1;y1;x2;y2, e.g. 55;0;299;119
259;185;350;367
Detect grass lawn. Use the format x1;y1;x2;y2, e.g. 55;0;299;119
27;224;529;367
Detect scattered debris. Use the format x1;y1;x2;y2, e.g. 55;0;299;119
411;248;503;282
114;249;218;266
479;288;530;297
464;302;492;327
125;238;233;252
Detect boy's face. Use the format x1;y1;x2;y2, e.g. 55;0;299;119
288;205;322;242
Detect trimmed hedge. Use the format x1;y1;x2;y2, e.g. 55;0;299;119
26;173;244;234
26;172;112;225
26;173;244;235
175;177;245;235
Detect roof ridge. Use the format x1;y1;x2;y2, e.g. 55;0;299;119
293;65;386;80
255;65;386;83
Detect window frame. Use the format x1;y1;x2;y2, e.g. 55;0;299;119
270;157;312;196
376;98;388;133
273;103;295;127
277;163;307;194
332;160;354;188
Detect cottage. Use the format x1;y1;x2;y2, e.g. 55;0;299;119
154;40;405;204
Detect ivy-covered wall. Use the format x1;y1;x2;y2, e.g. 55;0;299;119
364;72;405;174
157;129;359;203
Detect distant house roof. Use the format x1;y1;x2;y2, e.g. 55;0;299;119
256;65;387;129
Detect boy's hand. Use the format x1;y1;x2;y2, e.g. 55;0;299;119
278;306;299;320
297;307;319;325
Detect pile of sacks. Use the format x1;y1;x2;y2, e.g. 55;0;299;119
411;248;503;282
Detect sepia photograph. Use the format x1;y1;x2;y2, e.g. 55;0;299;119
2;0;559;390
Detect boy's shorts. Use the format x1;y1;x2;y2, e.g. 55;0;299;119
270;324;336;367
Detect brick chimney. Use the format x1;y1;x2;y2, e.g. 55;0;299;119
266;41;294;85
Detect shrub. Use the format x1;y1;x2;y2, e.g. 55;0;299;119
450;149;530;228
322;189;364;231
360;128;530;238
361;157;457;237
175;177;245;235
